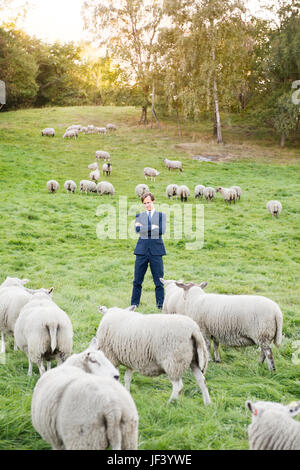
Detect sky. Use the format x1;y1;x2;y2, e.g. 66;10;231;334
3;0;275;45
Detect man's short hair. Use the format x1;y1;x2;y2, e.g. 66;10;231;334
141;192;155;203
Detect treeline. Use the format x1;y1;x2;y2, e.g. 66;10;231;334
1;0;300;146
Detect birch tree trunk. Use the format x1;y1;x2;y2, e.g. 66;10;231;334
211;42;223;144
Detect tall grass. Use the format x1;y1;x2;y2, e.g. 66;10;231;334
0;106;299;450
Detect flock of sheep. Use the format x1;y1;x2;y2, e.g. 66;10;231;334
2;121;289;450
1;272;298;450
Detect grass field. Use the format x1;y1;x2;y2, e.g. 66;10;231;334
0;105;299;450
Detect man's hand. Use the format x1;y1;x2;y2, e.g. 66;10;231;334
135;222;142;227
152;224;159;229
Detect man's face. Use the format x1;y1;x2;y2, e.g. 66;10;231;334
143;196;154;212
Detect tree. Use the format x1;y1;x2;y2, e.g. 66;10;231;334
82;0;165;123
273;92;299;147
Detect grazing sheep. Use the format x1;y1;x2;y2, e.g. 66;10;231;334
163;158;183;172
96;306;211;405
230;186;242;200
246;400;300;450
0;285;41;353
46;180;59;193
64;180;76;193
135;184;149;198
88;162;98;171
63;129;78;139
79;180;97;194
174;281;283;370
195;185;205;198
166;184;179;199
66;125;82;132
102;162;112;176
90;168;100;183
106;123;117;131
31;347;139;450
80;126;89;134
96;150;111;161
266;200;282;218
96;127;107;134
41;128;55;137
216;186;237;204
203;187;216;201
96;181;115;196
14;290;73;376
144;167;159;181
176;185;190;202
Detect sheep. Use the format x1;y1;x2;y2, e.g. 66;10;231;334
95;306;211;405
230;185;242;200
0;276;30;290
144;167;159;181
87;125;95;133
31;346;139;450
135;183;149;198
64;180;76;193
14;290;73;376
66;125;82;132
96;181;115;196
176;185;190;202
194;185;205;198
102;162;112;176
246;400;300;450
163;158;183;172
216;186;237;204
266;200;282;218
174;281;283;370
166;184;179;199
63;129;78;139
90;168;100;183
79;180;97;194
96;150;111;161
80;126;89;134
41;128;55;137
46;180;59;193
0;284;51;353
106;123;117;131
203;186;216;201
160;278;185;315
88;162;98;171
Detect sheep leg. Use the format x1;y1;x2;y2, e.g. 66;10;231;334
1;332;5;353
259;348;266;364
264;347;276;371
37;359;45;376
47;361;51;371
168;379;183;403
27;358;33;376
190;363;211;406
204;337;212;361
212;339;221;363
13;338;18;351
124;368;133;391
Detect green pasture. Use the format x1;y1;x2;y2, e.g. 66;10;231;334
0;106;299;450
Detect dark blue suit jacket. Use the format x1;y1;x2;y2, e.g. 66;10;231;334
134;211;166;256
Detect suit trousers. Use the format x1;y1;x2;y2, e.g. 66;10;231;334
131;253;164;309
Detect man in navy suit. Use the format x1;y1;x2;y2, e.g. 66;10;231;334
131;192;166;309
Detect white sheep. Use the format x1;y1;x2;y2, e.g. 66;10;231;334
96;306;211;405
203;187;216;201
166;184;179;199
246;400;300;450
66;125;82;132
80;126;89;134
96;127;107;134
106;123;117;131
64;180;76;193
102;162;112;176
163;158;183;172
216;186;237;204
63;129;78;139
0;276;30;290
266;200;282;218
90;168;100;182
144;167;159;181
88;162;98;171
135;184;149;198
160;278;185;315
14;290;73;376
41;128;55;137
176;185;190;202
96;150;111;161
96;181;115;196
79;180;97;194
31;346;139;450
230;185;242;200
195;185;205;198
174;281;283;370
87;125;95;133
46;180;59;193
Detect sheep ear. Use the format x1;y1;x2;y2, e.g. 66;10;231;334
288;401;300;417
199;282;208;289
87;337;98;351
175;282;194;291
98;305;107;315
246;401;254;413
48;287;54;294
